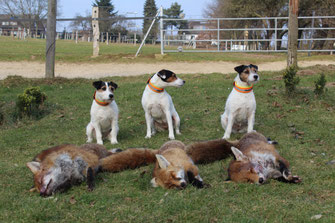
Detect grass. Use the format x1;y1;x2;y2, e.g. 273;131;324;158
0;66;335;222
1;36;334;63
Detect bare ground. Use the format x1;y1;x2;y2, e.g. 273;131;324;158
0;60;334;80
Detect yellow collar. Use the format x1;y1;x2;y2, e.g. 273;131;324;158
233;81;253;93
148;79;164;93
93;91;110;106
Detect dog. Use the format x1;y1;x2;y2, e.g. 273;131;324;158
86;81;119;145
221;64;259;139
141;69;185;140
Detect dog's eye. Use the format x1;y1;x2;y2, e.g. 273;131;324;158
102;87;106;91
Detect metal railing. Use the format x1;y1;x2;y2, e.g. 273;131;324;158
160;16;335;54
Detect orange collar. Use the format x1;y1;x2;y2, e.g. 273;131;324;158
93;91;110;106
233;81;253;93
148;79;164;93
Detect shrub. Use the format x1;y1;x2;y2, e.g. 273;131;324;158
283;66;300;95
314;73;327;96
16;87;47;117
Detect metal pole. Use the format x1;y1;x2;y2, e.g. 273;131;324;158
275;18;277;51
136;8;161;57
217;19;220;52
45;0;57;78
160;7;164;55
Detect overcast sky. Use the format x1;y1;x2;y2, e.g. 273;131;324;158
58;0;212;18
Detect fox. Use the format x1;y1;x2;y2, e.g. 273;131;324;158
151;140;204;189
227;132;302;184
27;143;114;196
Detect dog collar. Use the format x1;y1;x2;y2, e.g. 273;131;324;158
148;79;164;93
233;82;253;93
93;91;110;106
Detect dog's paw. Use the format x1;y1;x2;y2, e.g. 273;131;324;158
86;138;93;143
176;130;181;135
169;135;175;140
145;135;151;139
97;140;103;145
111;140;118;145
222;135;230;139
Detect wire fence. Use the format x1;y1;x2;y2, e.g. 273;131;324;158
160;16;335;53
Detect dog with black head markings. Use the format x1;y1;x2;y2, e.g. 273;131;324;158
221;64;259;139
141;69;185;140
86;80;119;145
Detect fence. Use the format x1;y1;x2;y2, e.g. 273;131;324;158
160;16;335;54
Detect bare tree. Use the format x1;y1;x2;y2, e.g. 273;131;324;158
0;0;48;36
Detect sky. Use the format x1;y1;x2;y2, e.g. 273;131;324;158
59;0;212;18
57;0;212;31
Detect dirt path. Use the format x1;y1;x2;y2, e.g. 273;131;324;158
0;60;334;80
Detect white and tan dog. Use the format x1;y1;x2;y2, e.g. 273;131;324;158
221;64;259;139
86;81;119;145
141;69;185;140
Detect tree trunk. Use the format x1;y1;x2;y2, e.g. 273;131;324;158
287;0;299;68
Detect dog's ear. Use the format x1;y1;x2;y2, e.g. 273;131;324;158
157;69;173;81
234;65;247;74
249;64;258;71
93;81;104;90
109;81;118;90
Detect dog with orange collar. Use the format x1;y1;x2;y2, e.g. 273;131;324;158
141;69;185;140
221;64;259;139
86;81;119;145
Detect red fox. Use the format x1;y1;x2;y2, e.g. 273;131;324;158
151;140;204;189
227;132;302;184
27;143;114;196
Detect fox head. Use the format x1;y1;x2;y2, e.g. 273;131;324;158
228;147;266;184
26;154;74;196
151;154;187;189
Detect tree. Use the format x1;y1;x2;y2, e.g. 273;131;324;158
142;0;158;41
0;0;49;36
92;0;117;33
163;2;188;33
69;11;91;32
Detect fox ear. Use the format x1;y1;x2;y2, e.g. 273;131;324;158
26;161;41;174
156;154;170;169
231;147;248;161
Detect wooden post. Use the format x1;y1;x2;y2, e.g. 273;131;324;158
106;32;109;45
75;30;78;44
92;7;99;57
118;32;121;43
45;0;57;78
287;0;299;68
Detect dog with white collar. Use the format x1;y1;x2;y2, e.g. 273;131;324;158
141;69;185;140
86;81;119;145
221;64;259;139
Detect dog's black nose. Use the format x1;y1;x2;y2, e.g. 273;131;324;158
183;80;186;84
254;75;258;80
109;94;114;99
259;177;264;184
180;182;187;188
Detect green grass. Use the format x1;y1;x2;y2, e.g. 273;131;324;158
1;36;334;63
0;66;335;222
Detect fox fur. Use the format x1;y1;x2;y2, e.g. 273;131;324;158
151;140;204;189
227;132;302;184
27;143;112;196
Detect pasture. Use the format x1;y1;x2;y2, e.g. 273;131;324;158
1;36;335;64
0;65;335;222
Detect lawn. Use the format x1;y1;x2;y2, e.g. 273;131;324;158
1;36;334;64
0;66;335;222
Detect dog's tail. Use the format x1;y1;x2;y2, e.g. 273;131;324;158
99;148;159;172
186;139;237;164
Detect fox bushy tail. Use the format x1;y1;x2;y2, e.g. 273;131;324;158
99;148;158;172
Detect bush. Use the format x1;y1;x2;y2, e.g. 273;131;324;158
283;66;300;95
16;87;47;117
314;73;327;96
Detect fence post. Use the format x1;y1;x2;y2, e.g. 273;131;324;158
45;0;57;78
92;6;99;57
106;32;109;45
75;30;78;44
287;0;299;68
160;6;164;55
275;18;277;51
217;19;220;52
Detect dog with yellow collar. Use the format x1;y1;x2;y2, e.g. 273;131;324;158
86;81;119;145
221;64;259;139
141;69;185;140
